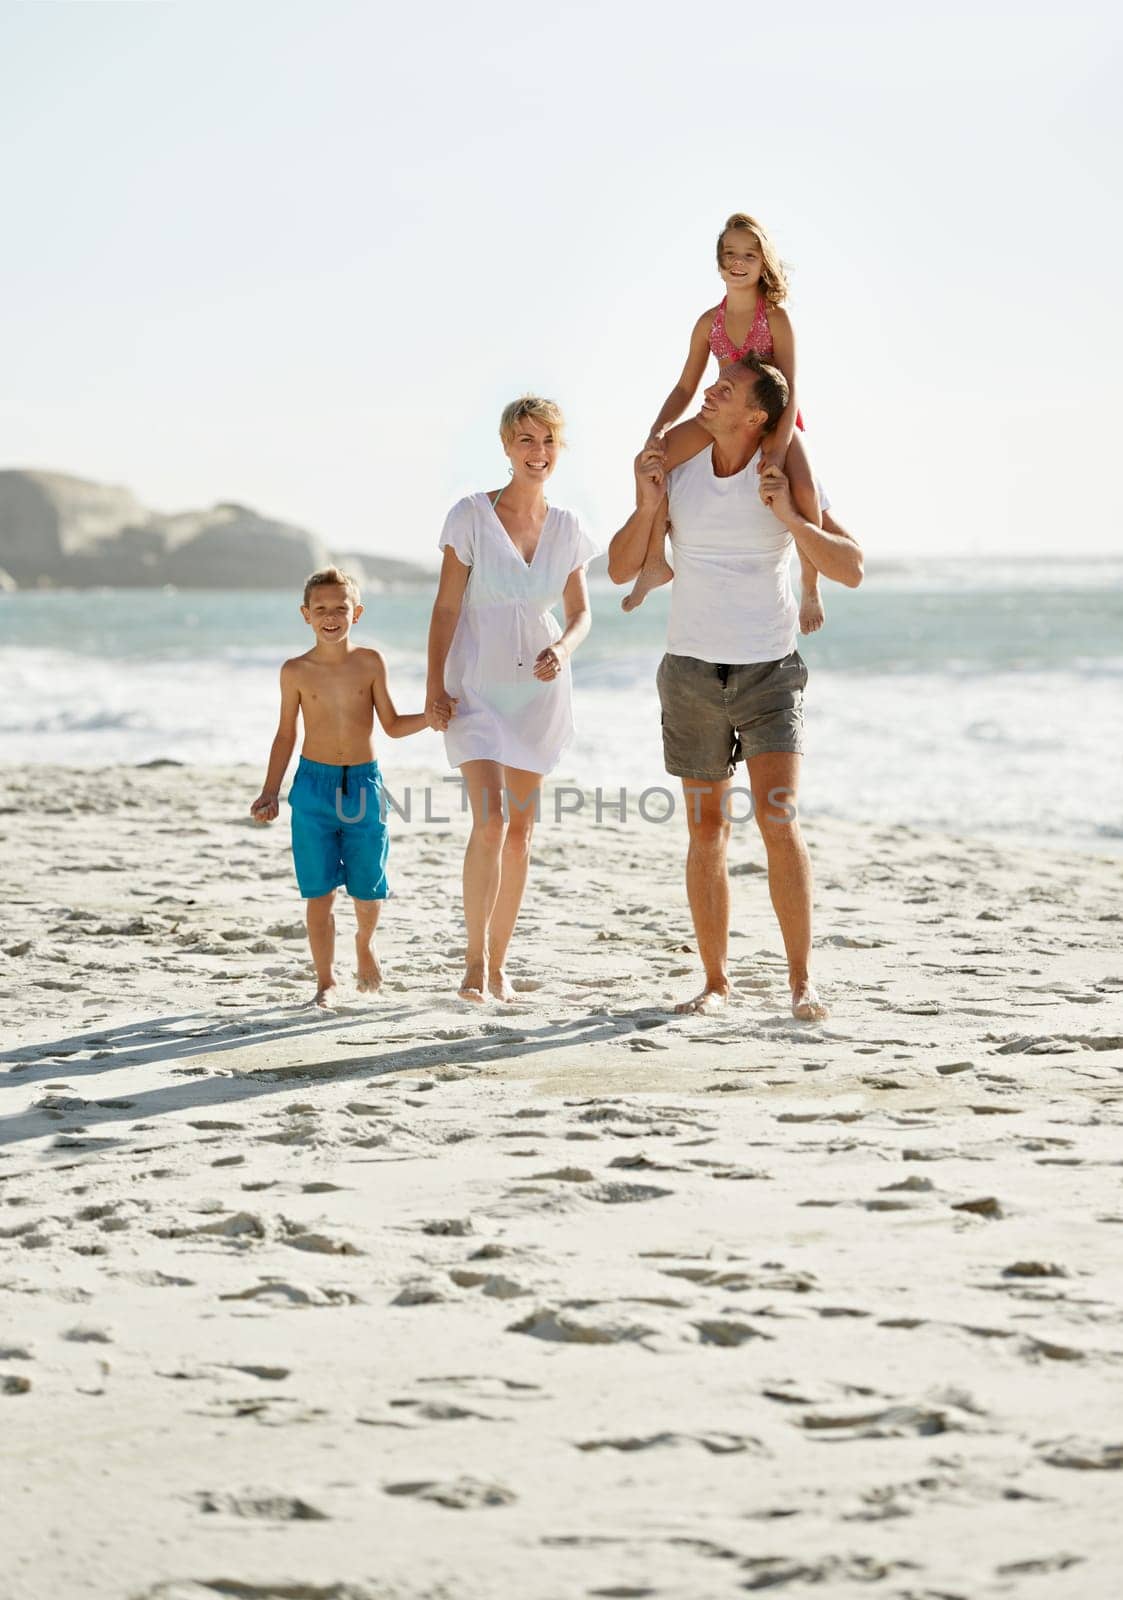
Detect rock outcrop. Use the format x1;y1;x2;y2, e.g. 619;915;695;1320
0;470;431;590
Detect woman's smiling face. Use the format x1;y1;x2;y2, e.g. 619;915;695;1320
504;417;559;486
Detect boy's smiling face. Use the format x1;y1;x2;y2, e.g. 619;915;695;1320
301;582;363;643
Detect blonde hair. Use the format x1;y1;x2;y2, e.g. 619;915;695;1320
716;213;790;306
499;395;567;449
303;566;360;608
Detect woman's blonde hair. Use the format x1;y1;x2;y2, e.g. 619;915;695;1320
499;395;567;449
716;213;790;306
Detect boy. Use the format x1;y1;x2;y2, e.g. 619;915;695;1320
250;566;428;1008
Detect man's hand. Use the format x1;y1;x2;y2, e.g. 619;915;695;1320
250;791;279;824
426;693;457;732
634;440;666;508
758;462;796;524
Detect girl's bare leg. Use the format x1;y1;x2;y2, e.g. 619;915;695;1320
622;419;710;612
459;760;506;1001
784;433;825;635
486;766;543;1002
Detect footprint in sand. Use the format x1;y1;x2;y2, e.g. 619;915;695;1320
193;1490;328;1520
383;1476;515;1509
508;1308;655;1345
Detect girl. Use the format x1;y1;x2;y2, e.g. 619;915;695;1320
623;212;825;634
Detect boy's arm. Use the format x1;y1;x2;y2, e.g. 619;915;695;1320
370;651;427;738
647;310;714;441
761;307;799;466
250;661;300;821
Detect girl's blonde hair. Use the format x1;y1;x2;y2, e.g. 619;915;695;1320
716;213;790;306
499;395;567;449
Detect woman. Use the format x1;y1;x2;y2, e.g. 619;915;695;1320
426;395;596;1003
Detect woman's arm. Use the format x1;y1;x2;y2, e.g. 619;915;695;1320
535;567;591;680
426;546;470;728
762;306;799;466
647;310;715;440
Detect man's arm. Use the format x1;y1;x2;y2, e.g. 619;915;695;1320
250;661;301;820
759;465;864;588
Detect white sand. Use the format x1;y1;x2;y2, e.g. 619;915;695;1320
2;762;1122;1600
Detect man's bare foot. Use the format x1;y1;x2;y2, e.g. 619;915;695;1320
622;559;673;613
488;967;517;1003
799;589;825;635
674;983;730;1015
312;981;339;1010
791;979;828;1021
458;959;488;1004
356;943;382;994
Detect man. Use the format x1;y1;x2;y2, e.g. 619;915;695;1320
608;353;863;1019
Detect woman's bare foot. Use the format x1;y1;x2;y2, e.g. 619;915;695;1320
458;959;488;1004
674;982;730;1015
791;979;828;1021
622;558;673;613
312;981;339;1010
799;589;825;635
356;940;382;994
488;966;517;1003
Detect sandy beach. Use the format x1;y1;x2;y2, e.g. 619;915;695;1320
2;760;1122;1600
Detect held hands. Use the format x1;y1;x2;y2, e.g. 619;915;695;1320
533;643;567;683
426;692;458;732
635;437;666;508
757;461;796;524
250;791;279;824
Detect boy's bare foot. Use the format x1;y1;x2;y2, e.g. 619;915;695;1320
799;590;825;635
622;559;673;613
488;967;517;1003
356;937;382;994
312;981;339;1010
792;980;828;1021
674;983;730;1015
458;959;487;1004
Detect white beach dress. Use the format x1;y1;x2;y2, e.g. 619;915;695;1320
438;493;598;775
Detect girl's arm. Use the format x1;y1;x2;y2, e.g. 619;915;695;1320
250;661;300;819
426;547;470;729
647;310;715;441
370;652;427;738
762;306;800;466
534;568;590;679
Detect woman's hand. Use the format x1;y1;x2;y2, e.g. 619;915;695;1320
533;643;567;683
426;692;458;731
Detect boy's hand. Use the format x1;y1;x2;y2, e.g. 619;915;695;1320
426;694;457;732
250;791;279;824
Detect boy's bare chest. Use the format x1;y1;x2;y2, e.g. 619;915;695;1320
300;663;371;714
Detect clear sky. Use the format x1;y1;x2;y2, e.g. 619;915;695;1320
2;0;1119;563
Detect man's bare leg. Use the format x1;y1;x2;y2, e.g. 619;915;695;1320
675;778;733;1014
354;897;383;994
746;751;828;1021
305;889;339;1008
486;765;542;1002
459;760;506;1002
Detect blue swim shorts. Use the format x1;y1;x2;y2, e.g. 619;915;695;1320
287;756;389;901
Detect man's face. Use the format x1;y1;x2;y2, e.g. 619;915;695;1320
698;364;765;435
301;584;362;642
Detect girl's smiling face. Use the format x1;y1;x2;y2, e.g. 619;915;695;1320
719;230;764;293
503;418;559;487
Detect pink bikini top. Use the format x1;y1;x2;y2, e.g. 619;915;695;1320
708;295;804;430
709;294;773;362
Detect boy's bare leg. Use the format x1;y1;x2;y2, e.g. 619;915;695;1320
459;760;506;1002
305;890;339;1007
487;766;542;1002
354;897;383;993
745;751;828;1021
674;780;733;1014
784;433;825;635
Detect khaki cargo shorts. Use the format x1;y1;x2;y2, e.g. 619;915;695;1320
656;651;807;781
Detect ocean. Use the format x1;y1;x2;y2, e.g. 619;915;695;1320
2;559;1121;855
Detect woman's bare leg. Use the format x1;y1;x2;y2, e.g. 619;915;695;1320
487;765;543;1001
459;760;506;1001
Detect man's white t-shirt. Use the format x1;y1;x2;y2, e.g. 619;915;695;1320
666;445;820;665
